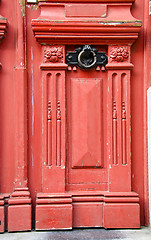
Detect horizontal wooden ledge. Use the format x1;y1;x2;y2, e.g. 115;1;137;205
0;200;4;206
36;191;139;197
37;193;72;198
72;196;104;202
11;191;30;197
32;18;141;45
32;27;141;34
38;0;135;3
104;191;139;197
35;34;139;39
32;20;142;28
32;21;141;43
40;63;68;70
14;187;29;191
36;191;139;198
0;195;5;200
8;198;31;205
35;191;139;204
106;63;134;69
35;35;138;45
1;193;10;199
35;34;139;38
36;198;72;204
104;197;139;203
0;17;7;41
0;18;7;25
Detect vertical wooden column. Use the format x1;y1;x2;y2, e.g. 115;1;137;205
106;45;132;192
8;0;31;232
104;45;140;228
0;13;7;233
35;45;72;230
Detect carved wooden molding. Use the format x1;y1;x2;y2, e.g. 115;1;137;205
44;46;64;63
0;15;7;42
38;0;135;3
106;63;134;70
110;47;129;62
32;2;141;45
41;46;67;70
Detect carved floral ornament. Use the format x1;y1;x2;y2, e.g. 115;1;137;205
44;46;63;63
110;47;129;62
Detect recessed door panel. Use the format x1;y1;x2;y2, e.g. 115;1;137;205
71;78;102;168
66;70;107;191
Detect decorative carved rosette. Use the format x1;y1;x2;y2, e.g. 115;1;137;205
110;47;129;62
44;46;64;63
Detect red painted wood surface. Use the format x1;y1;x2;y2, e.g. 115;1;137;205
0;0;150;232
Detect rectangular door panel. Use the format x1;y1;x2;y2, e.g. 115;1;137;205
66;73;107;191
71;78;103;168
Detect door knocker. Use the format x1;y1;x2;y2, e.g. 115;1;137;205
66;45;108;70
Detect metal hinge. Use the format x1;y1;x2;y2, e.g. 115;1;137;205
149;0;151;15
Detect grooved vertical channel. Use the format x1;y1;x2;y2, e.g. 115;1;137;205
112;73;118;165
47;74;52;166
56;73;62;166
121;73;127;165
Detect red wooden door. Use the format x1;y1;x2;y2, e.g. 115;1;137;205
31;1;141;230
0;0;149;233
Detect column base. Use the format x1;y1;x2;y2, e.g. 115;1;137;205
104;192;140;228
8;189;32;232
0;195;4;233
36;193;72;230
